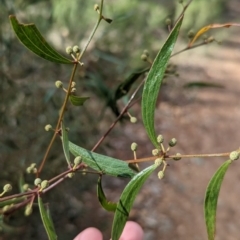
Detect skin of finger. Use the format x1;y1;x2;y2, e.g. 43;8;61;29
119;221;144;240
73;227;103;240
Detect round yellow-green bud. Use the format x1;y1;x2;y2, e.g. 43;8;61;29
44;124;52;132
34;178;42;186
158;171;164;179
67;172;75;178
187;30;195;39
30;163;36;168
94;4;99;11
3;184;12;193
22;184;29;191
24;205;32;216
26;166;32;174
141;54;148;61
73;45;80;53
152;149;159;156
143;49;149;57
55;80;63;88
2;205;10;213
71;88;77;93
169;138;177;147
66;46;73;55
165;18;171;26
155;158;163;166
130;117;137;123
40;180;49;190
229;151;240;161
74;156;82;165
71;81;76;88
173;153;181;161
157;135;164;144
131;142;138;151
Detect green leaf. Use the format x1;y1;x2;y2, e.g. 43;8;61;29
204;160;232;240
69;141;136;178
184;82;224;88
38;195;57;240
141;16;183;148
111;164;158;240
97;177;117;212
61;122;71;167
69;95;89;106
114;67;150;101
9;15;72;64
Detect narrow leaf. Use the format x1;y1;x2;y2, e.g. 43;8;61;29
142;16;183;148
111;164;158;240
204;160;232;240
38;195;57;240
69;95;89;106
114;67;150;101
9;15;72;64
184;82;224;89
97;177;117;212
69;141;136;178
61;122;71;167
189;23;240;47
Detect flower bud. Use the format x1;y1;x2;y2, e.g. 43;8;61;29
141;54;148;61
71;82;76;88
169;138;177;147
22;184;29;191
68;172;75;178
158;171;164;179
165;18;171;26
173;153;181;161
157;135;164;144
155;158;163;166
187;30;195;39
3;184;12;193
25;204;32;216
130;117;137;123
74;156;82;165
152;149;159;156
94;4;99;11
40;180;49;190
143;49;149;56
55;80;63;88
34;178;42;186
229;151;240;161
131;142;138;151
44;124;52;132
73;45;80;53
66;46;73;55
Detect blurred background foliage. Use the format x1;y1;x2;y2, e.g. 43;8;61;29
0;0;234;239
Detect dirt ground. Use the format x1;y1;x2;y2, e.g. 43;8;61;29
94;32;240;239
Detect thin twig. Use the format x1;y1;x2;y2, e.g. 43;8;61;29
91;79;145;151
126;152;230;163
